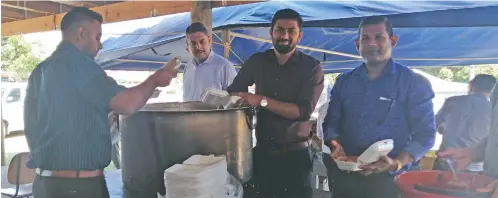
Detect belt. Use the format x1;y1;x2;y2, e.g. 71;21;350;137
259;140;311;154
36;168;104;178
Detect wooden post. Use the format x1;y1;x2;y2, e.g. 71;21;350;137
1;102;5;166
191;1;213;34
222;29;230;58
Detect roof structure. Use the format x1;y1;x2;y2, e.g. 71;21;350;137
1;1;263;37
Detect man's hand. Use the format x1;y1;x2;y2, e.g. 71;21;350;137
233;92;262;107
477;180;498;198
437;148;473;171
150;57;180;87
328;140;346;159
358;155;398;176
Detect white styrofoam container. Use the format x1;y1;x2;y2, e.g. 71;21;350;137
165;155;231;198
166;172;228;198
334;139;394;171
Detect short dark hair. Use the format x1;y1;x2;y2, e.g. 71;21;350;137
358;16;394;37
186;22;208;35
470;74;497;93
271;8;303;31
61;7;103;32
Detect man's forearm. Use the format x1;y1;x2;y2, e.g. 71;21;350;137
110;76;157;115
265;97;301;120
396;151;415;167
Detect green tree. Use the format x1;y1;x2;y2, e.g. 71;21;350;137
1;36;41;80
438;67;454;81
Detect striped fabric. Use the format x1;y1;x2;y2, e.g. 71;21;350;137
24;41;125;170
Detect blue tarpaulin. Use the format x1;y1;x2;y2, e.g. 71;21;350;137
96;1;498;73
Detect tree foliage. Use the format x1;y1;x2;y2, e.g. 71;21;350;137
1;36;41;80
420;65;498;83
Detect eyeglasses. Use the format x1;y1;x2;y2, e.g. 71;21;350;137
273;28;299;35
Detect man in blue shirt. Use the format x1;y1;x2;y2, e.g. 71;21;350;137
322;16;436;198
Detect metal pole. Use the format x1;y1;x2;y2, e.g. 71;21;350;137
1;101;5;166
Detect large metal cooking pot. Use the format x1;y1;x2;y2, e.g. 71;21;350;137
119;102;254;196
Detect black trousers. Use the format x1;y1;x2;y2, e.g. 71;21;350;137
322;153;399;198
33;174;109;198
244;146;313;198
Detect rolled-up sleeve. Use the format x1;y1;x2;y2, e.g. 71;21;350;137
322;74;345;141
67;56;125;111
404;73;436;161
295;63;324;121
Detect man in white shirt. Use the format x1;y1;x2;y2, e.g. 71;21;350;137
182;22;237;101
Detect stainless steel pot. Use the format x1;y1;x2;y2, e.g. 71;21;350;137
119;102;254;196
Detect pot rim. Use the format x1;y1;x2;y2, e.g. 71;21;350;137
139;101;253;113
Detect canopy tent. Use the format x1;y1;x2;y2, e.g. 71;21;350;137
96;1;498;73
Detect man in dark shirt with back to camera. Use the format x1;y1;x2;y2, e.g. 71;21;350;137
322;16;436;198
24;7;179;198
227;8;324;198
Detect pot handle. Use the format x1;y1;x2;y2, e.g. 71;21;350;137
245;107;256;130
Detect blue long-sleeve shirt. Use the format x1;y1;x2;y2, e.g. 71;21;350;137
322;60;436;172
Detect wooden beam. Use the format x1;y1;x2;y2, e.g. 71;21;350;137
2;2;54;15
222;29;230;58
2;1;263;37
2;1;73;14
1;7;26;19
49;0;95;8
191;1;213;34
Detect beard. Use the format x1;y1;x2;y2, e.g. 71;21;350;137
273;39;296;54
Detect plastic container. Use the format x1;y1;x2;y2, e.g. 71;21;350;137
334;139;394;171
200;88;241;109
395;171;495;198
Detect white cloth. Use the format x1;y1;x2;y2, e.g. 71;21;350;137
316;101;331;154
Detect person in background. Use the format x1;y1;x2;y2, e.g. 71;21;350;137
24;7;178;198
322;16;436;198
183;22;237;101
439;80;498;198
434;74;497;172
227;8;324;198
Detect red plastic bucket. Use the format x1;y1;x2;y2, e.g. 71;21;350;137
394;171;494;198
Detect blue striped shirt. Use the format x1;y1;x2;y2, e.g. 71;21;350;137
322;59;436;173
24;41;125;170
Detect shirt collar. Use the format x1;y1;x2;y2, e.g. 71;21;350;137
193;50;215;66
267;49;301;66
56;40;94;60
353;58;397;77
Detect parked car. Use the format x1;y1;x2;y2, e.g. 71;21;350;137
2;82;28;136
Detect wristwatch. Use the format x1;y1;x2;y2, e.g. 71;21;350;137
260;96;268;107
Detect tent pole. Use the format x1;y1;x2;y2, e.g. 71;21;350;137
1;101;5;166
222;29;230;59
